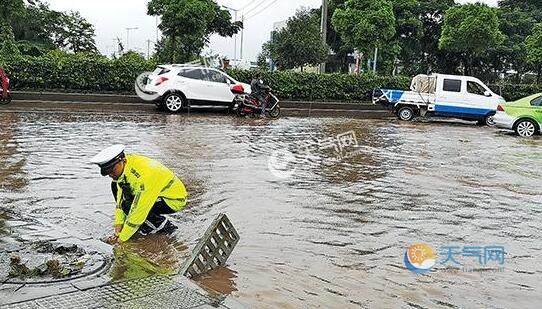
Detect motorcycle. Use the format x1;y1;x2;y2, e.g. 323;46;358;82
0;68;12;105
230;83;281;119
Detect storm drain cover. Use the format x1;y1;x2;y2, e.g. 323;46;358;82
1;275;211;309
180;214;240;279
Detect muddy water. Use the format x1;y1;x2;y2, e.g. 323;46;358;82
1;109;541;308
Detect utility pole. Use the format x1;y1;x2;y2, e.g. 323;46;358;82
147;39;153;60
373;47;378;73
155;17;160;43
126;27;138;51
221;5;240;61
240;15;245;60
320;0;328;74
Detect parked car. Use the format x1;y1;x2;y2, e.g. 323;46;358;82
144;64;251;113
494;93;542;137
373;74;505;125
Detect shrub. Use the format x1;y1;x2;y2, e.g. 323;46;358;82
488;83;542;102
3;51;155;93
3;52;541;102
227;69;410;102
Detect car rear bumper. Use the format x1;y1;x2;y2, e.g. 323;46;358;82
494;111;515;130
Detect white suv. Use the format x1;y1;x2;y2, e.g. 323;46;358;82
145;65;251;113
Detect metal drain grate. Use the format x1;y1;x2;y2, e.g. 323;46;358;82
180;214;240;279
2;275;211;309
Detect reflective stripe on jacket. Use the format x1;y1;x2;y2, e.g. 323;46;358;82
113;154;187;241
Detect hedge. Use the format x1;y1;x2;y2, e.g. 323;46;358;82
226;69;410;102
1;51;155;93
2;51;541;102
488;83;542;102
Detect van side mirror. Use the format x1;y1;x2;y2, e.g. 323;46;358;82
484;91;492;97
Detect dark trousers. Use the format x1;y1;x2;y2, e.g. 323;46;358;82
111;183;177;236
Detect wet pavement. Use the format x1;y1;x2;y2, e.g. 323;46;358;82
1;103;541;308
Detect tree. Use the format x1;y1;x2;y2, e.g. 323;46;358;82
439;3;505;75
499;0;542;22
265;8;329;71
9;1;97;55
61;12;98;53
331;0;396;71
0;0;25;58
256;52;269;70
526;23;542;82
147;0;242;63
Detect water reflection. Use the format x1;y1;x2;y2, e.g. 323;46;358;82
0;113;28;191
110;234;189;281
194;267;238;296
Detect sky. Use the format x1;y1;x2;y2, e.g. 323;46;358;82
44;0;499;62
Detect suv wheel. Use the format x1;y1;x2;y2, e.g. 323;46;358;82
164;93;185;113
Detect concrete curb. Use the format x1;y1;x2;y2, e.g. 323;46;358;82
11;91;384;111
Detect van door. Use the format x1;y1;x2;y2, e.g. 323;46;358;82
463;80;495;120
434;77;467;118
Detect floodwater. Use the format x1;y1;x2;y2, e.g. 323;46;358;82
1;106;541;308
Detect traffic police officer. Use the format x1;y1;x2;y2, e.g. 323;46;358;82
90;145;187;243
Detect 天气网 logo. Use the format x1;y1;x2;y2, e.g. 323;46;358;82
404;243;437;274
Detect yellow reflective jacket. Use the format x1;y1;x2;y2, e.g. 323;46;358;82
113;154;187;242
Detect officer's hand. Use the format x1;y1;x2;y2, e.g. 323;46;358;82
104;235;119;245
114;225;122;236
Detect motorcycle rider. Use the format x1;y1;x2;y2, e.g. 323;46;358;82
250;73;268;117
0;68;9;100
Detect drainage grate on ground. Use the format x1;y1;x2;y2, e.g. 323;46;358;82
180;214;240;279
1;275;211;309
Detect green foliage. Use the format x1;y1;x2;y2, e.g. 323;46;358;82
147;0;242;63
526;23;542;81
332;0;396;55
2;51;155;92
439;3;505;74
227;69;410;102
526;23;542;66
0;0;25;22
488;83;542;101
9;1;97;55
265;8;329;71
0;20;21;60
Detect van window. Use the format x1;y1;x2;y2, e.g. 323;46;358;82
467;81;487;96
443;79;462;92
530;96;542;106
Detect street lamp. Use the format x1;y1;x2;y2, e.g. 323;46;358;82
126;27;139;51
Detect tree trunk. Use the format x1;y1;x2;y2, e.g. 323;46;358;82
171;35;176;64
537;64;541;84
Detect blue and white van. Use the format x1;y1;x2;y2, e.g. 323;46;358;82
373;74;505;125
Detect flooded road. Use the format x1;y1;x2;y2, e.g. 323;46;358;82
1;106;541;308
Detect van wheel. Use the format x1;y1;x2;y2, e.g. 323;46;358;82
514;119;538;137
397;106;415;121
484;115;495;127
163;93;185;113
